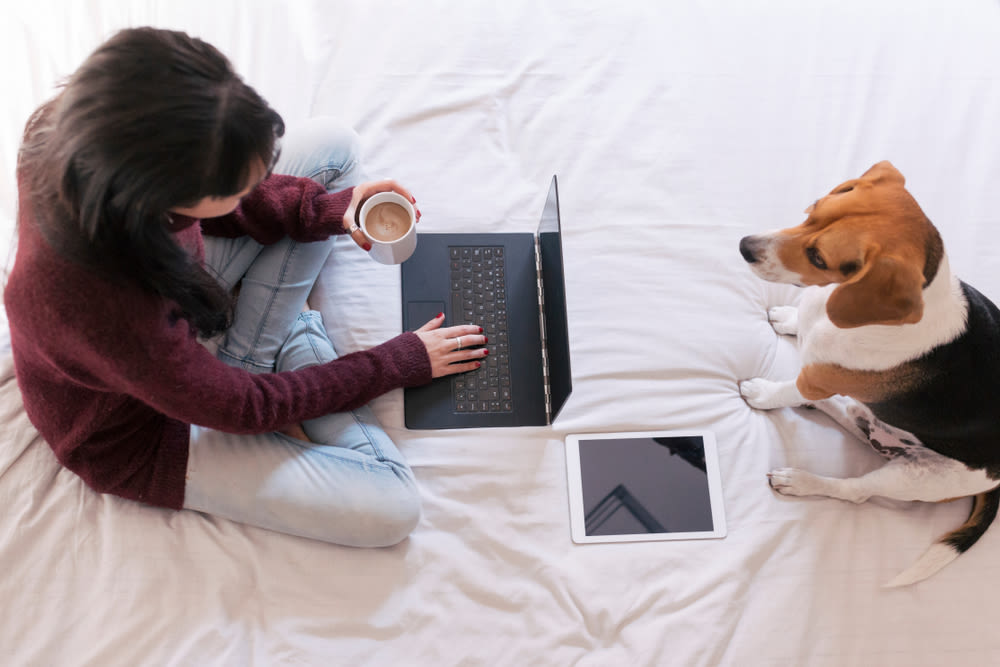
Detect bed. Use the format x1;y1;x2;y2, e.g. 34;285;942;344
4;1;1000;664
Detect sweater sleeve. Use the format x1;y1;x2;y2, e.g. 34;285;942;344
64;292;431;434
200;174;355;245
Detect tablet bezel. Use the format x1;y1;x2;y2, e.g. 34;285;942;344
564;430;727;544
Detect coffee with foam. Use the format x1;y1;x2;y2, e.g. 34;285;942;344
358;191;418;264
364;202;411;241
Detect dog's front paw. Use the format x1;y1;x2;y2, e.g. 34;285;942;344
767;468;821;497
767;306;799;336
740;378;801;410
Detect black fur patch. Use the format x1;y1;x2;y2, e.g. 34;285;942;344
945;488;1000;553
869;438;908;459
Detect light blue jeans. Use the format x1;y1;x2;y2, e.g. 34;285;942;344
183;117;421;547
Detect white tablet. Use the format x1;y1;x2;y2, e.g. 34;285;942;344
564;430;727;543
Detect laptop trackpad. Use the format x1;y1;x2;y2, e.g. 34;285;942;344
406;301;446;331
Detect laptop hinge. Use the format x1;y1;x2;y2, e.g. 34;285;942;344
534;235;552;424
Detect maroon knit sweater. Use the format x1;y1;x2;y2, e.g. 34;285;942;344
5;174;431;510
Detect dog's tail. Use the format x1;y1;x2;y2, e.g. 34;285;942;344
884;486;1000;588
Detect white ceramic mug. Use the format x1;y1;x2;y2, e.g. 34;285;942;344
359;192;417;265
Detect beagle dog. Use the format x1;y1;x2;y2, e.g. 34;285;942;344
738;161;1000;587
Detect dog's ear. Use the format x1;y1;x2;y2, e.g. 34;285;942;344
860;161;905;186
826;254;925;328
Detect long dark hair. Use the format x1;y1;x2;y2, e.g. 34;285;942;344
18;27;285;337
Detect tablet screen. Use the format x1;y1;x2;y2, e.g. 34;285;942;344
564;431;726;543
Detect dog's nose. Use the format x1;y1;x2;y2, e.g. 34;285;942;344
739;236;759;263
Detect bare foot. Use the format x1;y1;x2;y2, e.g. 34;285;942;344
280;423;311;442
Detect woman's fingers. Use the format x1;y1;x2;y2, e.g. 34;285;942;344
348;224;369;250
433;341;489;378
440;358;484;377
342;203;371;251
416;312;446;332
362;179;415;203
413;319;490;378
440;331;489;353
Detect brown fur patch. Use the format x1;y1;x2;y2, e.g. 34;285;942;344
769;161;943;327
796;361;925;403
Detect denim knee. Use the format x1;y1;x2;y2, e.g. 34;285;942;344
276;117;364;190
305;471;421;548
359;477;422;547
313;117;361;168
276;310;336;372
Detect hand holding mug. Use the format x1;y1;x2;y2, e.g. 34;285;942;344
343;180;422;263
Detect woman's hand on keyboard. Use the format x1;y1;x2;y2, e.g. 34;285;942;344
413;313;489;378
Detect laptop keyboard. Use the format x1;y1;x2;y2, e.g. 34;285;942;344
449;246;513;413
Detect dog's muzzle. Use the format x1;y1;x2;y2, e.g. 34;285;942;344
739;235;764;264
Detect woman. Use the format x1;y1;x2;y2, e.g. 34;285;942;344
5;27;486;546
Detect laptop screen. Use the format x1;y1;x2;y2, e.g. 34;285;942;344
538;176;572;420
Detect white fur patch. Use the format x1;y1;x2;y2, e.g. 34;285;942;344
744;230;808;285
883;543;958;588
739;378;804;410
796;255;969;371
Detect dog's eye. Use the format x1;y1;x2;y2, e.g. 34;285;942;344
806;247;827;270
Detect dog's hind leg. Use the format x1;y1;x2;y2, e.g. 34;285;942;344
769;453;999;504
768;396;996;502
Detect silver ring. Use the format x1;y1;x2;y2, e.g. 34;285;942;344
455;336;463;350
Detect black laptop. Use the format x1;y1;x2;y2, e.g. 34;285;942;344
401;175;572;429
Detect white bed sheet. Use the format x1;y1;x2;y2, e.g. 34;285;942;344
3;1;1000;665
